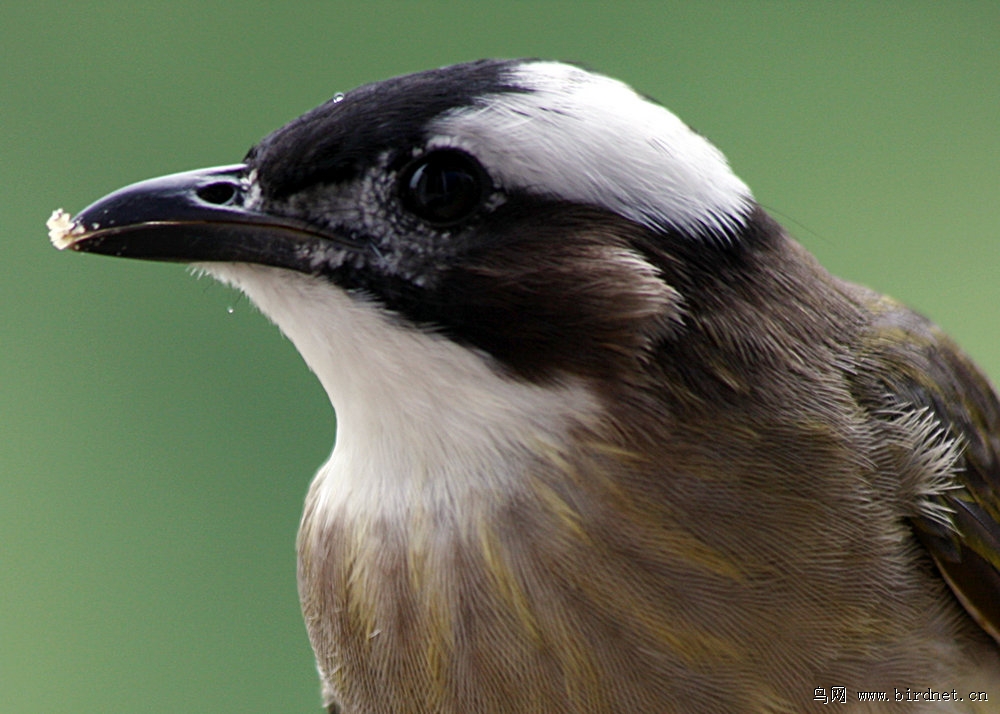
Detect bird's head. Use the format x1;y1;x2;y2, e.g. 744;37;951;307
50;59;763;398
52;60;1000;711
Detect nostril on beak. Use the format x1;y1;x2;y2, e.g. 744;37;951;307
196;181;238;205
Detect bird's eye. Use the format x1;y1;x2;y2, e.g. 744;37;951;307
398;150;490;226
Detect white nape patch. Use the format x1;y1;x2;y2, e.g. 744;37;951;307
197;263;599;527
431;61;753;240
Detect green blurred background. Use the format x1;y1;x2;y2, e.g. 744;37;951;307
3;3;998;712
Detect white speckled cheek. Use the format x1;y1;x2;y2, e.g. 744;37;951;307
354;151;398;240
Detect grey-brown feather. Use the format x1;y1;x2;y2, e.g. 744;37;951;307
298;208;1000;713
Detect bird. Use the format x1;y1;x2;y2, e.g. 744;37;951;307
49;58;1000;713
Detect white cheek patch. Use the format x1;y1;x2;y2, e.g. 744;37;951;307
430;61;753;241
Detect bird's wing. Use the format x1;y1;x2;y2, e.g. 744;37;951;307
847;290;1000;645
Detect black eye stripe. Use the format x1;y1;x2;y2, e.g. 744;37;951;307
398;149;490;226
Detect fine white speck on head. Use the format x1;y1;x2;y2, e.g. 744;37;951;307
431;61;754;240
47;208;84;250
243;169;263;211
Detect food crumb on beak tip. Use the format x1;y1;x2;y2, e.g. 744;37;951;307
47;208;84;250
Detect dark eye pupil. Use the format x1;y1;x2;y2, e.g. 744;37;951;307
400;150;487;225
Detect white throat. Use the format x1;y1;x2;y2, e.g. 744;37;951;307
198;263;599;525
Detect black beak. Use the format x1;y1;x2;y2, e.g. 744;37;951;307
50;164;357;272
